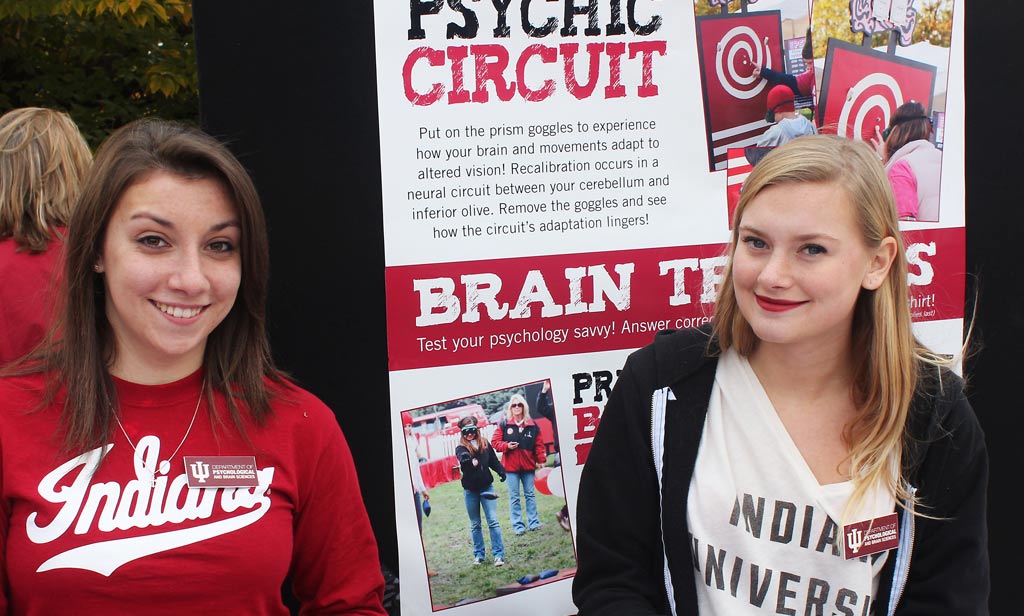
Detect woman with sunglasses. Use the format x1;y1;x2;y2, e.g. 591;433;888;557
491;393;547;535
456;416;507;567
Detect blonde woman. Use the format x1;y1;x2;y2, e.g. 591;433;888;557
0;107;92;364
491;393;547;535
573;135;987;615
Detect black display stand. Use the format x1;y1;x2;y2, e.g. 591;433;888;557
193;2;1019;612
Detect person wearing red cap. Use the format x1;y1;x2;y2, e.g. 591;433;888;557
756;84;817;147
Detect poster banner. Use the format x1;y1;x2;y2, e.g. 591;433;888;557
374;1;964;614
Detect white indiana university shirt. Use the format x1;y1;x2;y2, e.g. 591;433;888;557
687;349;894;615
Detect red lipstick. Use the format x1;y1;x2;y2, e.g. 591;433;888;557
755;294;806;313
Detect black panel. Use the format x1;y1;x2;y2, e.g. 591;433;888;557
191;0;396;582
964;1;1021;612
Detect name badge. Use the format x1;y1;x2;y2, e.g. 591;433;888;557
843;512;899;559
184;455;260;488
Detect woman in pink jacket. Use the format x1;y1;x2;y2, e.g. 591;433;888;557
871;100;943;222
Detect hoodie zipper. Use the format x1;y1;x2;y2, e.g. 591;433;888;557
886;486;917;615
651;387;677;616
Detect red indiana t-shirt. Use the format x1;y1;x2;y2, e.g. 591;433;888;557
0;370;386;615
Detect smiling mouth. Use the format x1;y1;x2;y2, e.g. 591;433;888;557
755;294;807;313
154;301;204;319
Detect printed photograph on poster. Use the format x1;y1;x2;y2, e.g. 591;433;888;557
400;380;576;611
692;0;813;172
691;0;813;221
814;0;955;223
711;0;956;225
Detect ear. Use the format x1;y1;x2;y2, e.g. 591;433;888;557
93;258;105;273
862;236;898;290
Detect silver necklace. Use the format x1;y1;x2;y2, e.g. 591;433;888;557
112;378;205;485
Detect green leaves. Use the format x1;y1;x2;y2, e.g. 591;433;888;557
0;0;198;147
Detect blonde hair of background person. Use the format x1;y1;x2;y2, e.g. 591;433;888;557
0;107;92;252
714;134;952;516
0;107;92;365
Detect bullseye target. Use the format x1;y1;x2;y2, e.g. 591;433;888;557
818;38;936;142
837;73;903;141
715;26;772;100
696;12;783;171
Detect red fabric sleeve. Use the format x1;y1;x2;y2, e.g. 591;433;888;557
288;397;387;615
490;421;509;452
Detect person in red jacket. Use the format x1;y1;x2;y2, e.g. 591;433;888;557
0;107;92;365
491;393;547;535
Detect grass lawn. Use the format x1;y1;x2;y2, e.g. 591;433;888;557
418;469;577;609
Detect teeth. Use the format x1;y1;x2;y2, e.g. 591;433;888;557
156;303;202;318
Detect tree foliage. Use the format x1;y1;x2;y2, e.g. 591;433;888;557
812;0;953;56
914;0;954;47
0;0;198;148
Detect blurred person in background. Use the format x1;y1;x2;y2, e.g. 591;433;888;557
0;107;92;364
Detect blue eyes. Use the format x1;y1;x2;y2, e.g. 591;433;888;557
740;236;827;256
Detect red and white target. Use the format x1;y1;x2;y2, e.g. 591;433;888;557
836;72;903;140
818;39;936;142
715;26;773;100
696;12;784;171
535;467;564;498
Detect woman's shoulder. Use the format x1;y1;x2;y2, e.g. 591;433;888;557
623;325;716;387
910;364;977;434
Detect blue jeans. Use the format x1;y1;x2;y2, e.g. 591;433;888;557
464;486;504;560
507;470;540;533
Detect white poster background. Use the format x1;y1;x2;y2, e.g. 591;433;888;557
373;2;964;614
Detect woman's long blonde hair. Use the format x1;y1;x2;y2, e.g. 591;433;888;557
712;134;946;515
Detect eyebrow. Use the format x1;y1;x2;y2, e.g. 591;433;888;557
738;224;839;243
128;212;241;232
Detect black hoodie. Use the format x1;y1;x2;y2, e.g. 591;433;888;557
573;327;989;615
